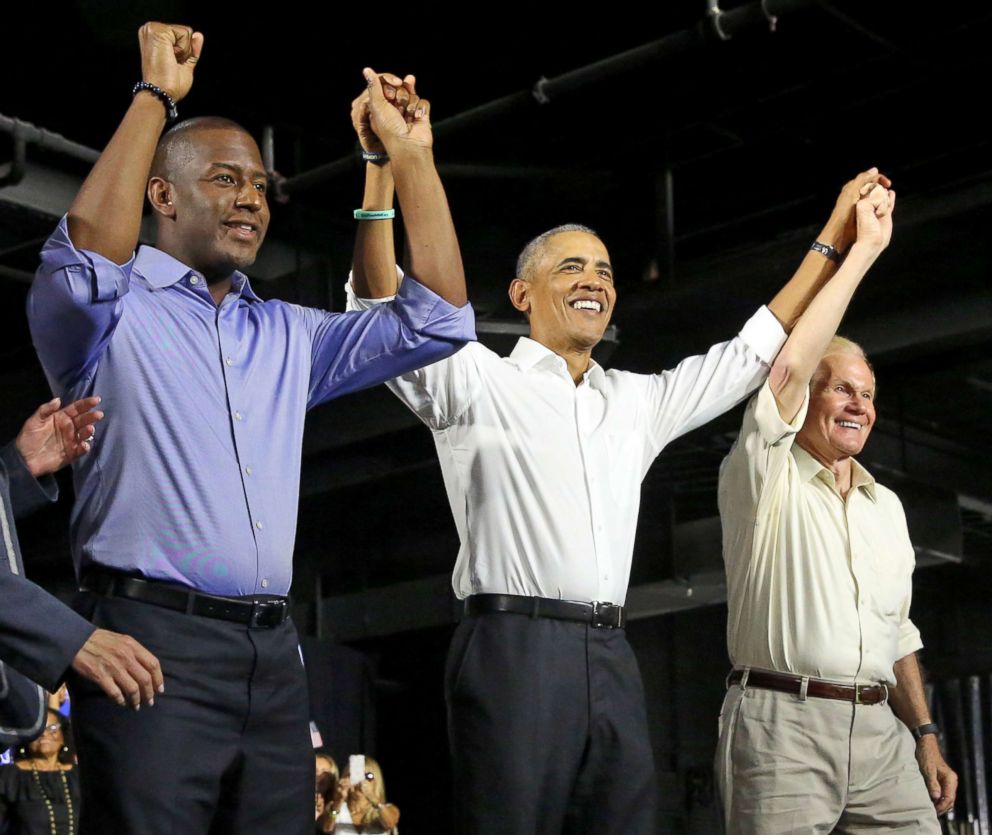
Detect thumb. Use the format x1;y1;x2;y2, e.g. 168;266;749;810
36;397;62;419
363;68;387;107
190;31;204;62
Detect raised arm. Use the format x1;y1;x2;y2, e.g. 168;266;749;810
68;23;202;261
767;168;891;331
769;182;894;421
361;67;467;307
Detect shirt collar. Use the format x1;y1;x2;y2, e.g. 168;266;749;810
133;245;261;302
793;444;878;502
508;337;607;387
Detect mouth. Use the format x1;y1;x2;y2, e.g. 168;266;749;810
569;298;604;314
835;420;863;431
223;220;260;241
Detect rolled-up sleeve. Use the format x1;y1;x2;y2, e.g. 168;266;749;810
27;217;133;393
305;272;475;407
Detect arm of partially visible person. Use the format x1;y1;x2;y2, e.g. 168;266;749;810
362;67;466;307
27;22;202;392
302;73;474;408
767;168;890;332
768;182;894;422
888;652;958;815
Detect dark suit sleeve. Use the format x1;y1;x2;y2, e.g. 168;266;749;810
0;442;94;691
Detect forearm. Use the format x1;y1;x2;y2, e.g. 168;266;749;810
389;148;467;307
67;93;166;263
888;652;933;730
352;163;400;299
769;242;877;418
767;213;849;331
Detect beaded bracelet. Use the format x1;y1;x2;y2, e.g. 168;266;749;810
133;81;178;121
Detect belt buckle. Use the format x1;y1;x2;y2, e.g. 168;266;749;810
249;600;285;629
591;601;618;629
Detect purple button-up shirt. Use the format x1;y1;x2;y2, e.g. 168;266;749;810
27;219;475;596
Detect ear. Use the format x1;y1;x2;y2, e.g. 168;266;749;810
508;278;530;315
147;177;176;218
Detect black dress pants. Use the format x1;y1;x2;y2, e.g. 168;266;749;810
68;592;313;835
446;611;657;834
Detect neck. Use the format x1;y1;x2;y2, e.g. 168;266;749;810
529;334;593;385
25;752;60;770
796;437;854;497
156;238;236;305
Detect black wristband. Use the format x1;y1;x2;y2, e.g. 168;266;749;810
133;81;178;121
810;240;843;263
912;722;940;741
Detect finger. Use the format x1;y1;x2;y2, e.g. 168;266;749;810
137;644;166;695
403;73;417;96
122;648;159;706
394;86;410;110
363;68;386;105
379;72;405;88
927;773;941;800
96;673;128;708
189;31;204;63
73;410;104;432
34;397;62;419
62;396;101;418
170;25;193;61
415;97;431;121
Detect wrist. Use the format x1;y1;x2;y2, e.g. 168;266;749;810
817;218;851;252
380;141;433;167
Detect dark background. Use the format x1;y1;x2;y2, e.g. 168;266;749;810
3;2;992;831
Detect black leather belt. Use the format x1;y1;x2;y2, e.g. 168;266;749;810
82;567;289;629
464;593;625;629
727;668;888;705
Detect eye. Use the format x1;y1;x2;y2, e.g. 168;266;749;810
597;269;614;282
254;181;268;194
214;174;235;184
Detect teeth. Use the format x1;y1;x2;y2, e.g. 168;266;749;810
837;420;861;430
572;300;602;312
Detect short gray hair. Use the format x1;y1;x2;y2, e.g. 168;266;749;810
812;335;876;389
515;224;599;280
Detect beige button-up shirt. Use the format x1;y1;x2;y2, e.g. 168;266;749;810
718;381;923;685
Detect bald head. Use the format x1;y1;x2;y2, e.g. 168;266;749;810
151;116;254;182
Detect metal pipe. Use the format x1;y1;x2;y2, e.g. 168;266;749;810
0;114;100;165
281;0;813;195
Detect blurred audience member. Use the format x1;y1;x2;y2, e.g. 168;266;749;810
317;755;399;834
0;708;79;834
315;750;339;824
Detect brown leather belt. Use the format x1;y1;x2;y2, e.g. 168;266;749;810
727;669;888;705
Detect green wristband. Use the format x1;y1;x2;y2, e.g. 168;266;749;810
354;209;396;221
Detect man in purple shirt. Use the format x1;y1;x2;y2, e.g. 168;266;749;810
27;22;473;835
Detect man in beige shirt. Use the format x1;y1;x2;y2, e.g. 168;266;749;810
716;183;958;831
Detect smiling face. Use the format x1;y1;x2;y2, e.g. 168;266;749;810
150;125;270;280
509;230;616;356
796;351;877;465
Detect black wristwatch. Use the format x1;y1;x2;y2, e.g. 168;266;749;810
810;240;843;263
912;722;940;741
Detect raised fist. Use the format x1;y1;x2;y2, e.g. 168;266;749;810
351;73;422;155
138;22;203;102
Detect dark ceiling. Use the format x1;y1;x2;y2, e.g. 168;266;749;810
2;0;991;635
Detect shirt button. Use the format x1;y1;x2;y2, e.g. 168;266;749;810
235;411;243;421
256;520;264;530
226;357;234;366
189;276;199;285
245;466;253;476
260;579;269;589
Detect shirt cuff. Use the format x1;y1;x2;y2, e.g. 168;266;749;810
0;441;58;518
40;216;133;302
897;619;924;660
753;379;810;447
344;266;404;311
739;305;788;366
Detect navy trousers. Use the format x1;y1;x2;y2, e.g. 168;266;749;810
68;592;313;835
446;612;658;834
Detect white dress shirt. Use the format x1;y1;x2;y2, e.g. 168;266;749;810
348;279;785;605
718;381;923;685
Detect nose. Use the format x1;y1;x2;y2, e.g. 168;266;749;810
235;182;263;212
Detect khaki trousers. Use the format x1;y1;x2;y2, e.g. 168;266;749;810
715;682;941;834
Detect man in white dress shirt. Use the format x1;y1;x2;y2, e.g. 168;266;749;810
716;182;958;832
348;78;904;835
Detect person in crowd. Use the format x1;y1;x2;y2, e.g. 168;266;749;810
319;756;399;834
0;708;80;835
